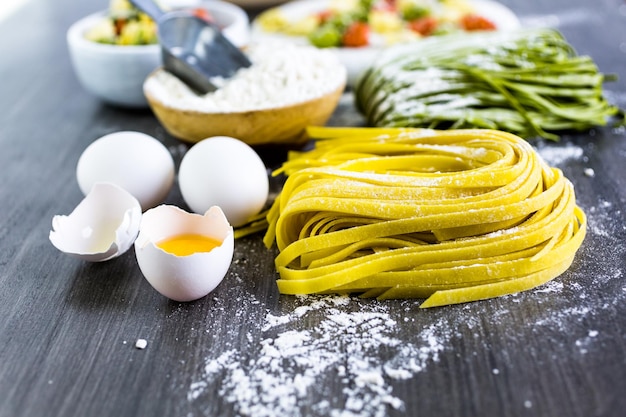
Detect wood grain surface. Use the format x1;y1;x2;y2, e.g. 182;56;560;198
1;1;624;416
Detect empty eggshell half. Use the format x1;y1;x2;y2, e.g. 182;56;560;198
134;205;234;302
49;182;142;262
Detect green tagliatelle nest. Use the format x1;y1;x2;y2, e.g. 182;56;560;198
355;28;622;140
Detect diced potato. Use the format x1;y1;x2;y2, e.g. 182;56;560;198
369;10;403;34
118;19;157;45
382;28;420;45
85;19;117;44
109;0;137;19
284;16;321;36
256;9;290;32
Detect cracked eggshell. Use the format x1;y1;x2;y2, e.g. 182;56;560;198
134;205;234;302
49;182;142;262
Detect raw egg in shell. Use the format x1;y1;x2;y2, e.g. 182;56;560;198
134;205;234;302
178;136;269;227
49;182;142;262
76;131;175;211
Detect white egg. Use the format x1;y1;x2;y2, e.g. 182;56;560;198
76;131;175;211
134;205;234;302
49;182;142;262
178;136;269;227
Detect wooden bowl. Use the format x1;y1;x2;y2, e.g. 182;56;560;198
144;72;345;146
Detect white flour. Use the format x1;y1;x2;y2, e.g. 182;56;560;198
188;295;455;417
144;42;346;113
187;273;624;416
534;141;584;166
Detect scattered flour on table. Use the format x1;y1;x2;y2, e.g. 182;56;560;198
135;339;148;350
187;252;625;416
188;295;454;417
586;199;617;238
534;141;583;166
532;141;623;239
583;167;595;177
527;185;625;354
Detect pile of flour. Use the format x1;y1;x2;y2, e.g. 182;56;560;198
144;42;347;113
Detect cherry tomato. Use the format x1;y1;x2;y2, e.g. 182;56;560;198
193;8;215;24
408;16;438;36
341;21;370;47
317;10;334;24
460;14;497;31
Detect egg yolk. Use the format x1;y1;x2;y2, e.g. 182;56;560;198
156;234;222;256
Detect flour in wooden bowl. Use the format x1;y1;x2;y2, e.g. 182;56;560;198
143;42;347;145
144;42;347;113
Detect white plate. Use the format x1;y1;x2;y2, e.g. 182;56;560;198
251;0;521;86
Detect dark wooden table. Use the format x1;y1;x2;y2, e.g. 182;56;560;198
1;1;625;416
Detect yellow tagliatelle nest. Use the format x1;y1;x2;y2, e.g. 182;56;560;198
262;127;586;308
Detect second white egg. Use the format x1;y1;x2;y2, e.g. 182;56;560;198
178;136;269;227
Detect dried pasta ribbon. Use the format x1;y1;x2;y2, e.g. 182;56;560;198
263;127;586;308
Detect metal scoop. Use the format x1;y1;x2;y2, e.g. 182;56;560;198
130;0;251;93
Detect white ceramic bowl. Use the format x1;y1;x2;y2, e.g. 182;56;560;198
66;1;250;108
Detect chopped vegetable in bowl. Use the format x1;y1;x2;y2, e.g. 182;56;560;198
256;0;499;49
85;0;158;45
